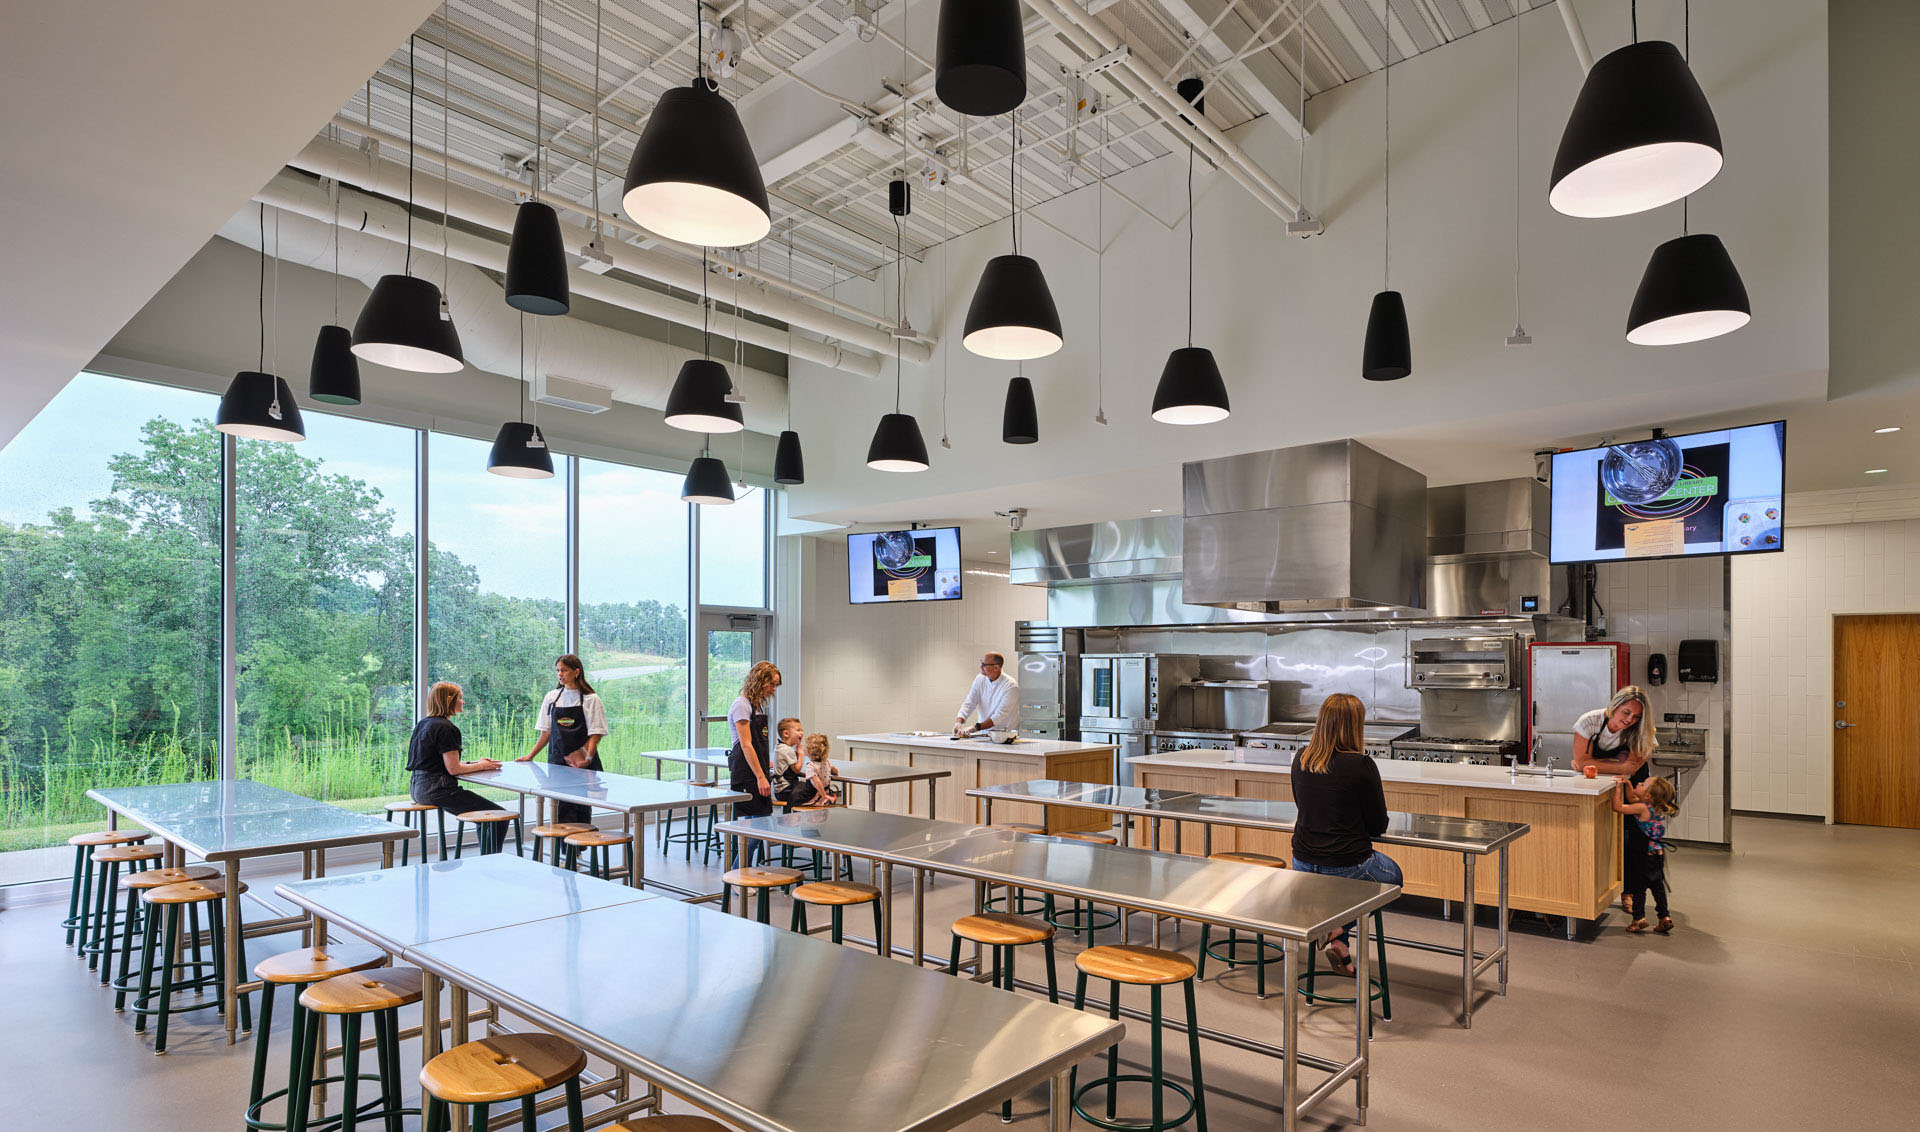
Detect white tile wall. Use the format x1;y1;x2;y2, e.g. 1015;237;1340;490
785;537;1048;742
1593;558;1729;844
1730;517;1920;819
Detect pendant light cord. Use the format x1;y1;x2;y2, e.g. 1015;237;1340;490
1096;111;1106;423
1296;2;1307;219
405;35;417;275
518;311;528;424
532;0;544;203
786;233;796;431
1631;1;1638;45
331;129;341;325
940;182;951;444
590;0;603;242
1381;0;1392;291
1512;7;1522;330
257;203;266;373
701;248;711;357
1681;0;1689;236
1186;129;1194;347
894;212;904;413
1009;110;1019;256
695;0;706;86
442;2;451;297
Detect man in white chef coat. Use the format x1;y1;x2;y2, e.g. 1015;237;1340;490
953;652;1020;736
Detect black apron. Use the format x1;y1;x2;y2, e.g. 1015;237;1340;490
728;706;775;819
1615;729;1652;891
548;692;601;825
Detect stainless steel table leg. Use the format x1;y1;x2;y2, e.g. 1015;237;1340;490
927;779;937;821
223;859;241;1044
381;840;394;870
1497;846;1510;994
1151;819;1163;948
1202;822;1213;858
983;798;993;826
630;809;645;889
868;785;877;812
1461;853;1477;1029
1048;1068;1071;1132
1282;939;1301;1132
879;862;895;958
912;867;927;967
1353;909;1371;1125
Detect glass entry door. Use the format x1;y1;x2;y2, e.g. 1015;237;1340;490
696;612;768;749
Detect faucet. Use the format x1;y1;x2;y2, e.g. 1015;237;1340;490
1545;757;1559;780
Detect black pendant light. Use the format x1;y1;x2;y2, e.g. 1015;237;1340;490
308;326;362;406
353;36;465;373
664;252;745;432
935;0;1026;117
774;429;806;484
1361;6;1411;382
489;314;556;478
1626;231;1749;344
506;0;571;315
1549;4;1722;220
622;2;770;247
964;110;1062;360
218;204;306;442
1152;80;1230;424
682;444;737;505
1002;374;1038;444
868;181;929;472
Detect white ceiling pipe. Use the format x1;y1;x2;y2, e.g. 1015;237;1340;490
231;190;794;432
1556;0;1596;73
322;118;901;334
256;169;880;380
1022;0;1302;221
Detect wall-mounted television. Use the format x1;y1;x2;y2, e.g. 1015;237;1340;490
1549;421;1786;564
847;527;963;604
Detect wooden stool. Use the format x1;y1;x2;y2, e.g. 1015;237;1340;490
288;968;425;1132
530;823;592;866
1071;946;1207;1132
112;865;218;1010
1197;853;1287;999
659;794;719;864
600;1117;730;1132
981;826;1047;916
790;880;883;954
246;943;388;1132
385;801;440;864
84;842;162;977
133;878;249;1054
453;809;522;857
952;912;1060;1121
64;828;152;952
564;829;632;880
723;866;802;924
1042;833;1123;946
419;1033;588;1132
1298;909;1392;1034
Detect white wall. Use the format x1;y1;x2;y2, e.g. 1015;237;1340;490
1593;558;1729;844
1731;517;1920;818
788;536;1047;741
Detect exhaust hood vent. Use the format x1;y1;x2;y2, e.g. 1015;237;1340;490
1181;440;1428;612
1009;515;1182;586
1425;478;1552;617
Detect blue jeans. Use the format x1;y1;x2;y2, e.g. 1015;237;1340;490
1292;851;1404;947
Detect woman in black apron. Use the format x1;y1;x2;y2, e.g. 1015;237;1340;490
407;682;509;852
727;662;782;864
1571;685;1657;916
518;655;607;825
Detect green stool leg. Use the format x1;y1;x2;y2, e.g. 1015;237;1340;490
871;898;885;957
791;901;808;935
92;859;121;979
1150;984;1164;1132
436;811;448;862
113;889;145;1010
64;844;86;946
522;1096;539;1131
338;1012;363;1132
74;850;96;956
1374;910;1392;1021
1185;977;1208;1132
756;885;771;925
471;1103;490;1132
152;905;180;1054
424;1097;448;1132
566;1076;586;1130
246;980;276;1125
133;901;159;1034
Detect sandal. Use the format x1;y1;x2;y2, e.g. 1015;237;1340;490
1323;940;1358;977
1625;919;1650;934
1654;916;1674;934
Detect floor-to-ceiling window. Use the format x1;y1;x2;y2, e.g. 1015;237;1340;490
425;434;568;762
0;375;222;880
578;459;689;772
234;413;415;810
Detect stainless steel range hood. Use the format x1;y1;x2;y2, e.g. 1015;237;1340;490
1182;440;1428;613
1426;478;1555;617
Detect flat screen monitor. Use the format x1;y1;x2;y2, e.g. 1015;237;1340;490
1549;421;1786;564
847;527;964;604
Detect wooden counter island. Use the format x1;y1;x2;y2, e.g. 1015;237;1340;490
837;733;1115;832
1129;750;1624;924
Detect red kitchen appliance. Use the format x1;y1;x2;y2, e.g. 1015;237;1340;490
1526;641;1633;765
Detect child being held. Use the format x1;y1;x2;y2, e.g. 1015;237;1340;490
1612;775;1679;935
788;733;839;807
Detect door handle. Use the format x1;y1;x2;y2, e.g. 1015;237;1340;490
1835;721;1855;730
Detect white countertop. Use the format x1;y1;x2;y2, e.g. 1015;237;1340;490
840;732;1117;758
1128;749;1617;796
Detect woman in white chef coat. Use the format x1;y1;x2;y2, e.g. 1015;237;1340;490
517;654;609;824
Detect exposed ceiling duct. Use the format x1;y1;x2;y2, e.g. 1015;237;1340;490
219;200;790;434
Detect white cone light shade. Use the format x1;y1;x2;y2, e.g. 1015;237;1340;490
1626;233;1751;345
663;359;745;433
351;274;465;372
216;371;306;442
681;455;737;504
622;81;772;248
1549;41;1723;218
962;254;1063;360
487;421;555;478
866;412;930;472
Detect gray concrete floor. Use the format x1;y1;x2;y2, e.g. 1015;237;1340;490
4;815;1916;1130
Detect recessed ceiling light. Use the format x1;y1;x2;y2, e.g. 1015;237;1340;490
1874;426;1901;434
1865;468;1889;474
986;550;997;554
1149;508;1164;513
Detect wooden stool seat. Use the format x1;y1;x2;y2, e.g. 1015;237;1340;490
603;1117;731;1132
792;880;880;906
1076;945;1197;986
1053;831;1118;845
1209;851;1287;868
686;778;717;789
70;829;152;847
123;865;218;890
531;822;593;839
143;878;245;905
723;866;803;889
456;809;519;823
385;800;437;813
563;829;631;848
93;843;164;864
419;1033;588;1105
255;942;388;985
299;966;426;1015
953;912;1054;946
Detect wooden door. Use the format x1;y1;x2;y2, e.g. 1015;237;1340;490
1834;614;1920;828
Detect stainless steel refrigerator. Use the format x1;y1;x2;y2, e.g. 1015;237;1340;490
1528;641;1632;765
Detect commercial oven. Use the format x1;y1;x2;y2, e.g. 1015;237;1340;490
1528;641;1632;765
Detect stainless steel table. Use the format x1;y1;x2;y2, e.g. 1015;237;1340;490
466;761;748;898
281;856;1121;1132
640;748;950;816
969;779;1531;1028
632;746;732;779
88;779;416;1046
718;812;1397;1131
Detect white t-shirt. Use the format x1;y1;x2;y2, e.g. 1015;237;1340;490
1573;709;1626;751
727;695;758;731
957;673;1020;728
538;688;608;735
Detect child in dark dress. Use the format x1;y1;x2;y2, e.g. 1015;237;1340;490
1612;777;1679;934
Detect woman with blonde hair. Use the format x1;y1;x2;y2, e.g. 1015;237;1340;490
1571;685;1659;914
1289;693;1402;976
727;662;784;855
405;682;508;853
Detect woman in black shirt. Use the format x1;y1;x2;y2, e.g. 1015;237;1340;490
1289;693;1403;975
407;682;508;854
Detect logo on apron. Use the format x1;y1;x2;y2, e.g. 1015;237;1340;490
556;716;578;728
